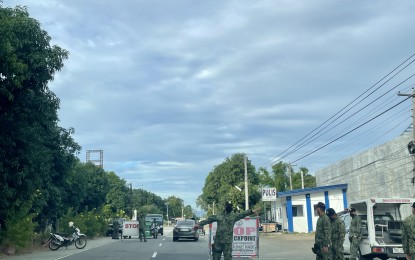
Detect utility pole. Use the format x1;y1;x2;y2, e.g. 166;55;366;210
398;89;415;189
244;156;249;210
287;163;297;190
165;202;169;226
301;170;305;189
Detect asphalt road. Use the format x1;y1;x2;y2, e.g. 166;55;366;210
4;227;318;260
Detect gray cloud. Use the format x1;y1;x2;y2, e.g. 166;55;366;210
5;0;415;207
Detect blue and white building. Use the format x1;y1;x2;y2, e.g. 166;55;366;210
276;184;348;233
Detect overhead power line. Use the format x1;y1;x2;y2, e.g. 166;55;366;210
289;97;410;164
262;53;415;168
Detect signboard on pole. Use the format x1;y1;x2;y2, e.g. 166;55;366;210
208;217;259;258
262;188;277;201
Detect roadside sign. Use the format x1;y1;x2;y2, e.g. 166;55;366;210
121;220;151;239
262;188;277;201
208;217;259;258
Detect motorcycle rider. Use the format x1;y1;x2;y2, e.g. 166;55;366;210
151;218;158;237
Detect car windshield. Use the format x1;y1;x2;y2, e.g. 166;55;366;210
177;220;195;226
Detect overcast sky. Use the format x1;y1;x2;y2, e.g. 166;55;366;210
5;0;415;208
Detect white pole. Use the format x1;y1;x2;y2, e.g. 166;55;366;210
244;156;249;210
301;170;304;189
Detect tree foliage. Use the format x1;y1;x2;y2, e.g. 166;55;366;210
0;5;80;231
200;153;261;213
258;162;315;192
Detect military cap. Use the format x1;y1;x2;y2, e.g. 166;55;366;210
349;208;356;213
326;208;336;217
314;202;326;210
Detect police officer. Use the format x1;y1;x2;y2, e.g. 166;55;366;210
199;201;257;260
313;202;331;260
402;202;415;260
137;214;147;242
112;218;119;239
349;208;362;260
327;208;345;260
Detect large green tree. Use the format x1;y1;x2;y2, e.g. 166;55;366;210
200;153;261;213
0;5;80;229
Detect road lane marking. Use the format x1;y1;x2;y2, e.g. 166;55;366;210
158;243;162;246
152;252;157;258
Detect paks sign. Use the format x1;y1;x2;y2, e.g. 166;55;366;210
262;188;277;201
209;217;259;258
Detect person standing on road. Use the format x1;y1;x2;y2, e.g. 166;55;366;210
137;214;147;242
112;218;119;239
402;202;415;260
349;208;362;260
327;208;345;260
313;202;331;260
199;201;257;260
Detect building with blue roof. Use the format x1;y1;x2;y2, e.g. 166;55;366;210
276;184;348;233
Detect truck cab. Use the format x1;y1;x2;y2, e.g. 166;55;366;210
339;198;414;260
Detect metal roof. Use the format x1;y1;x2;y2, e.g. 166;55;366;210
277;183;348;198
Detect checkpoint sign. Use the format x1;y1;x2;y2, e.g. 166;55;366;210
209;217;259;258
262;187;277;201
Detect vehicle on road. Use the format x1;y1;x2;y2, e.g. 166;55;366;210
145;214;164;235
150;218;159;239
339;198;415;260
106;218;125;237
47;224;87;251
173;219;199;241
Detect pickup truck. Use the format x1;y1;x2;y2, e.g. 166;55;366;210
339;198;415;260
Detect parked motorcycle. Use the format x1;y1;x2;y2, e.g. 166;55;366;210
47;222;87;250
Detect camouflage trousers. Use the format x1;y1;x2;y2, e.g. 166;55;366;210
138;228;146;241
350;237;360;258
316;245;330;260
331;244;344;260
212;242;232;260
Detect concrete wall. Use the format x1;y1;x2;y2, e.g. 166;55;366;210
316;133;413;217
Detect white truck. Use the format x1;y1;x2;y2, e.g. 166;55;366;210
339;198;415;260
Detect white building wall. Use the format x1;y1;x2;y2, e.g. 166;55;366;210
310;192;325;231
292;196;307;233
277;188;345;233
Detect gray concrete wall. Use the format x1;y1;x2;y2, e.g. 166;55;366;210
316;134;414;206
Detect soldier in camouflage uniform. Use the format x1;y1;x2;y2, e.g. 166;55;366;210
313;202;331;260
137;214;147;242
327;208;345;260
402;202;415;260
349;208;362;260
199;201;255;260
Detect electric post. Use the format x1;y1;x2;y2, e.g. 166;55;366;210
244;156;249;210
398;89;415;190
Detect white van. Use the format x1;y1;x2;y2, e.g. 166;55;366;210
339;198;415;260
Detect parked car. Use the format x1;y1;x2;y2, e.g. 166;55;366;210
173;219;199;241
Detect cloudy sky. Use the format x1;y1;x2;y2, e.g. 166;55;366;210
4;0;415;208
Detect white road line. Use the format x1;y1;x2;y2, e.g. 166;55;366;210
152;252;157;258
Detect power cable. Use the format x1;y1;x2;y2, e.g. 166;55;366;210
289;97;410;164
262;54;415;168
